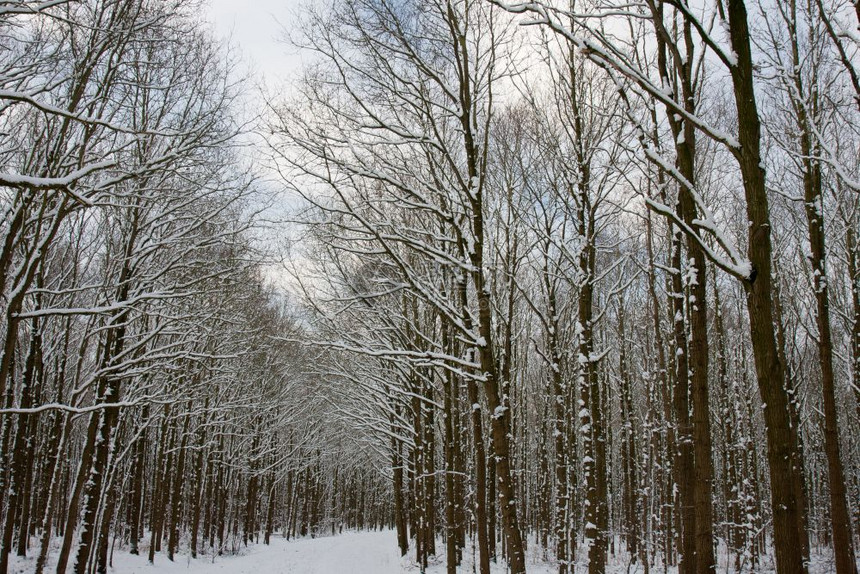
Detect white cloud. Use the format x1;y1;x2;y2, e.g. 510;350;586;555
205;0;303;84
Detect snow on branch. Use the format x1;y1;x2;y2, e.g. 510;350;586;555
491;0;742;153
645;197;753;282
0;0;69;16
0;397;169;416
0;160;115;206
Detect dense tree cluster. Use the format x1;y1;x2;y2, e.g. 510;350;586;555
0;2;386;574
270;0;860;573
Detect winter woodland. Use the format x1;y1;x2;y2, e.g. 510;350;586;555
0;1;858;573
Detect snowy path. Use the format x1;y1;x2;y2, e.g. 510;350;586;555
95;531;402;574
227;530;404;574
12;531;406;574
13;530;559;573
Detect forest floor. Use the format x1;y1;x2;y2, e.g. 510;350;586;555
10;529;557;573
10;530;847;573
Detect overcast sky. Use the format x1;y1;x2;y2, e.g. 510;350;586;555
206;0;304;85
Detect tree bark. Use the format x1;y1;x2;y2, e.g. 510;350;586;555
788;9;857;566
726;2;807;571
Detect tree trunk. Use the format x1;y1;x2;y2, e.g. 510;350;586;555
618;305;639;560
55;401;100;574
442;334;458;573
0;324;40;572
791;23;857;569
168;409;191;560
128;407;148;556
726;3;807;571
468;370;491;574
393;434;408;556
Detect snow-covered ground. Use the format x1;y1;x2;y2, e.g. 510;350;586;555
112;531;404;574
10;530;554;574
11;530;846;573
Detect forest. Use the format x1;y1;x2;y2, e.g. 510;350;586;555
0;0;858;573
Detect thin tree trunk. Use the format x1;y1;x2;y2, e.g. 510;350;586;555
393;433;408;556
55;398;100;574
468;370;491;574
788;13;857;566
168;408;191;560
618;305;639;560
190;416;206;558
128;407;148;556
442;327;458;573
0;323;41;572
